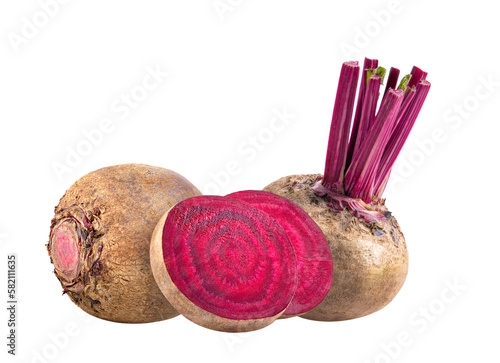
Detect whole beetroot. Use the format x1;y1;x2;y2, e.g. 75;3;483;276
264;59;430;321
47;163;201;323
264;174;407;321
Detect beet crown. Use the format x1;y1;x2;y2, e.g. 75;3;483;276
318;58;430;222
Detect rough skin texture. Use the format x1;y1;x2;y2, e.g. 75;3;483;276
150;209;285;332
264;174;408;321
47;164;201;323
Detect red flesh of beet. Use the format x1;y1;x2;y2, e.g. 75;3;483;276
162;195;298;320
227;190;333;316
51;220;80;282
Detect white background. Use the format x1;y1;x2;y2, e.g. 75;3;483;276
1;1;498;362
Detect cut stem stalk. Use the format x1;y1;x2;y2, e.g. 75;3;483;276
373;80;431;197
322;61;360;193
344;89;405;203
346;57;378;168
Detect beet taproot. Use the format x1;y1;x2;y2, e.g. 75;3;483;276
226;190;333;318
264;58;430;321
150;195;298;332
264;174;408;320
47;163;201;323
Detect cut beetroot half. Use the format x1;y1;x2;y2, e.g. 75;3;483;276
150;195;298;332
227;190;333;317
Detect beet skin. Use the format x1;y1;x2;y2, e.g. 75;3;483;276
48;163;201;323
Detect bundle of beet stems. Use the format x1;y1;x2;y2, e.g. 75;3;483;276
48;57;430;332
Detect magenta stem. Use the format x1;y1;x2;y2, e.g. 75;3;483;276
349;74;382;167
373;80;432;198
317;59;430;221
344;89;404;203
346;57;378;168
322;61;360;193
407;66;427;88
383;67;400;99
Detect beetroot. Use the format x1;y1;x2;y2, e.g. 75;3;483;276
226;190;333;317
264;58;431;321
48;164;201;323
150;195;298;332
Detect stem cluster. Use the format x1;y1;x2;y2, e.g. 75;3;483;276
321;58;431;209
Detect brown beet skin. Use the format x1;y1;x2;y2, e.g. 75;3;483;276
47;164;201;323
264;174;409;321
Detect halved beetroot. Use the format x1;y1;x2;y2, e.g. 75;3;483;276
150;195;298;332
227;190;333;317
